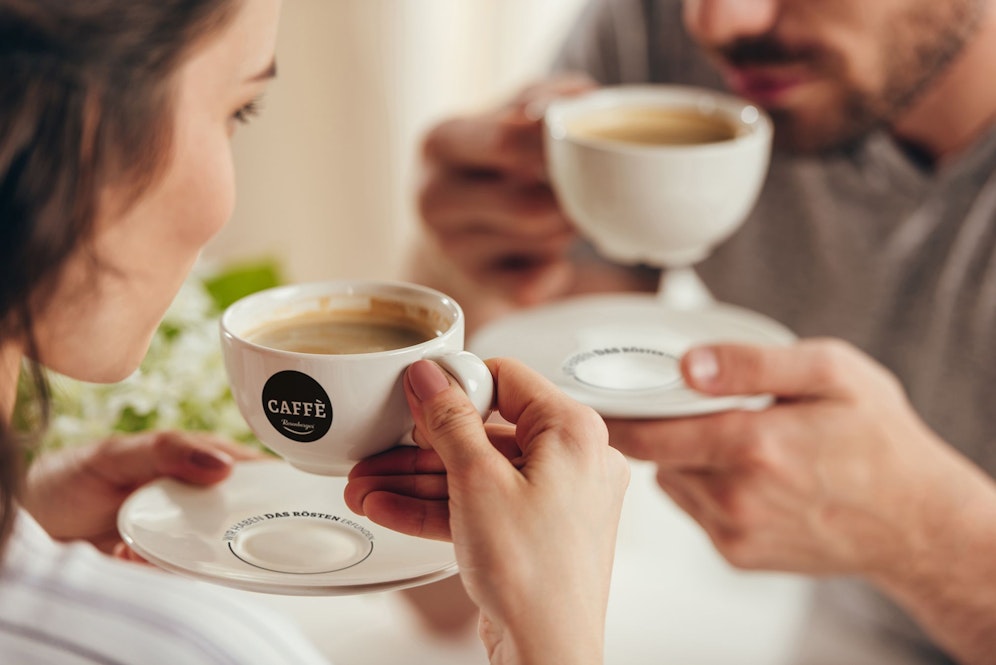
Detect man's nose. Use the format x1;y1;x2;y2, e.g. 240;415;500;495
683;0;780;47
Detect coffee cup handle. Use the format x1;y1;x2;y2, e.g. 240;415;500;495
433;351;495;421
396;352;494;447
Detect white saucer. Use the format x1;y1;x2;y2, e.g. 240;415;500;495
470;294;796;418
118;460;459;596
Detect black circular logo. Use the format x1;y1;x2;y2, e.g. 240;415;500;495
261;371;333;443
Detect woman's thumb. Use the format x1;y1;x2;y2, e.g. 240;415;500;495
404;360;498;474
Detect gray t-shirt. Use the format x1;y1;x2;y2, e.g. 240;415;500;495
557;2;996;663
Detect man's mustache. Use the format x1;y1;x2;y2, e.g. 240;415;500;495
718;37;825;68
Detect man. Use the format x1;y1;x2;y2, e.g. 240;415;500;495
409;1;996;663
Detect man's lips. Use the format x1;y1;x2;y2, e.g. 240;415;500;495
721;65;813;105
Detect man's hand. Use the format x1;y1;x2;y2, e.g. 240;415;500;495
416;75;596;307
608;339;996;664
608;339;992;575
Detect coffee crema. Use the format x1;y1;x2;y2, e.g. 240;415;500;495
246;306;442;355
567;107;739;146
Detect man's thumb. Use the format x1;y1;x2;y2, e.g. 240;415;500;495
681;341;857;400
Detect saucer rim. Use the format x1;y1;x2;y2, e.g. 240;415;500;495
121;533;459;596
469;295;796;419
117;460;459;596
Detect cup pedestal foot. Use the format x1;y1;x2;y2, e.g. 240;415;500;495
656;266;713;310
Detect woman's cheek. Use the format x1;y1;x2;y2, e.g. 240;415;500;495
170;132;236;248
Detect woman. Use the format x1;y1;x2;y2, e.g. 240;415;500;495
0;1;629;664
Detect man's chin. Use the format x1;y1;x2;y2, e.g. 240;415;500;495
768;109;878;155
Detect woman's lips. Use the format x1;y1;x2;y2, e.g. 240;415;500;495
722;66;812;106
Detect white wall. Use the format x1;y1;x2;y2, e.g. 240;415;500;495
204;0;588;282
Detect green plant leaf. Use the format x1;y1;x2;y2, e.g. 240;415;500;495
203;259;283;311
114;406;157;433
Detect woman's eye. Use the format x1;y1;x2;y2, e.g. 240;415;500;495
232;97;262;125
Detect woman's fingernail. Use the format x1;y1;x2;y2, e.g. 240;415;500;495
190;449;231;470
408;360;450;401
686;348;720;388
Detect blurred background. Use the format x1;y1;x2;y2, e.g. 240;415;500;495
204;0;586;281
201;2;813;663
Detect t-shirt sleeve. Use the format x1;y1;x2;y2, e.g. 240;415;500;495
551;0;726;90
551;0;652;84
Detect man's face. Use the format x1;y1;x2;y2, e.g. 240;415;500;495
683;0;987;152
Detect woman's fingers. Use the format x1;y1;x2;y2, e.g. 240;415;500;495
355;493;452;541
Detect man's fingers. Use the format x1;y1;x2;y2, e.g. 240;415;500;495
422;110;545;180
468;260;576;307
681;339;878;401
420;172;572;238
656;469;734;528
421;74;597;179
606;409;768;470
512;73;599;119
437;227;576;281
656;470;712;524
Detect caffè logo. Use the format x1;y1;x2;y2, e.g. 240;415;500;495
261;370;332;442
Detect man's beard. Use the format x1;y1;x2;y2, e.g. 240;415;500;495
712;0;985;154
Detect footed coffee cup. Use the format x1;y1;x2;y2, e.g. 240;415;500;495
545;85;772;308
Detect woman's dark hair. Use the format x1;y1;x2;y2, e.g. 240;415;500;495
0;0;240;550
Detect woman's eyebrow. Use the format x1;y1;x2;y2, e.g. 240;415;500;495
246;58;277;83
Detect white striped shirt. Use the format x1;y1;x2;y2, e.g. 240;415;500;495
0;510;332;665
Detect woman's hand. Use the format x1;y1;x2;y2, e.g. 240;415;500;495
24;431;263;556
345;358;629;665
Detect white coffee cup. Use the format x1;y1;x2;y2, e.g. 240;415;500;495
220;280;494;476
544;85;772;269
